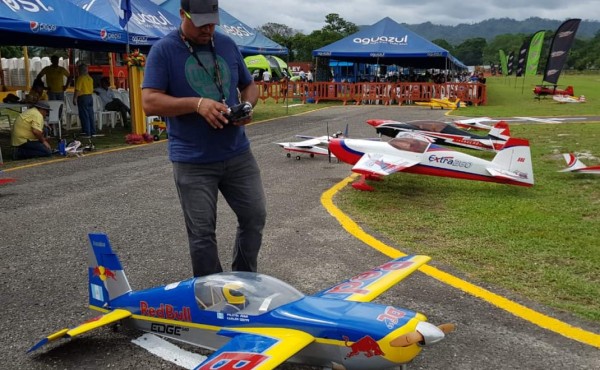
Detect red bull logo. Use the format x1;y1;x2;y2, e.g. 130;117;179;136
140;302;192;322
93;265;117;281
343;335;384;359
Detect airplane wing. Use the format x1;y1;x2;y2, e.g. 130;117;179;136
352;152;420;177
194;328;314;370
27;309;132;353
313;255;431;302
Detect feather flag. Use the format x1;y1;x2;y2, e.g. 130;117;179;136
525;30;545;77
499;50;508;76
542;19;581;85
507;51;515;76
516;40;529;77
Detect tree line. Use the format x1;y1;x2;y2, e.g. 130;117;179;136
258;14;600;71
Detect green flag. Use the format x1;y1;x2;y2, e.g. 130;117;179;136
525;31;545;77
499;50;508;76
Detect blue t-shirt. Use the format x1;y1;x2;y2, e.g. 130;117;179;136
143;30;253;164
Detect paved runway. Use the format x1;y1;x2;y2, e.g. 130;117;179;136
1;106;599;369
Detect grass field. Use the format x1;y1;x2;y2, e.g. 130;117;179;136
335;75;600;323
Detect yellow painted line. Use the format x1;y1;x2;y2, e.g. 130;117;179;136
2;141;163;173
321;174;600;348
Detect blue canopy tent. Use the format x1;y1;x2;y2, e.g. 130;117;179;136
157;0;288;55
68;0;179;49
0;0;130;51
313;17;466;70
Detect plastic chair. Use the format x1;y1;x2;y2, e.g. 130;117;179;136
63;92;80;129
46;100;64;138
92;94;118;131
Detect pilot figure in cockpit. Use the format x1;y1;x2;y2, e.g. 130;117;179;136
222;283;248;314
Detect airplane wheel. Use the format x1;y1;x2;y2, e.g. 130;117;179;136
295;156;301;160
286;153;291;158
310;153;314;158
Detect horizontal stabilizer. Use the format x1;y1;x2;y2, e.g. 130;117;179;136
27;309;131;353
486;167;532;186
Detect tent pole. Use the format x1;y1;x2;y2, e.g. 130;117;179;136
23;46;31;89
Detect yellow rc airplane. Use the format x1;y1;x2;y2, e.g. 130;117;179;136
414;98;461;110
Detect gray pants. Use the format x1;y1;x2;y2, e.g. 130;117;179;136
173;150;267;277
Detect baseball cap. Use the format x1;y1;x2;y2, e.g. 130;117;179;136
33;101;52;111
181;0;220;27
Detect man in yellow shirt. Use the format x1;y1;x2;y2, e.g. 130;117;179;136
11;101;53;159
36;55;72;101
73;64;95;137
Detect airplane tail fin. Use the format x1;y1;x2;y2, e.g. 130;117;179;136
87;233;132;308
488;121;511;150
489;121;510;139
560;153;587;172
490;138;534;186
565;86;574;96
366;119;388;127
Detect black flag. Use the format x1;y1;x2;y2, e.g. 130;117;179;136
507;51;515;76
516;39;529;77
542;19;581;85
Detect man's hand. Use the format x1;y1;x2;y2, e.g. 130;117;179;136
195;97;229;129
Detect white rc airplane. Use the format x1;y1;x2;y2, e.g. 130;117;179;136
560;153;600;174
276;132;342;160
553;95;586;104
329;132;534;191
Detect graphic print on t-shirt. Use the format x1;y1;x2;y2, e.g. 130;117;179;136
184;51;231;101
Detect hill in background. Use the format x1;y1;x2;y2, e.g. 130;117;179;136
400;17;600;45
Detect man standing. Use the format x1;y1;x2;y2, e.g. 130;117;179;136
73;64;95;137
141;0;266;277
11;101;53;159
36;55;72;101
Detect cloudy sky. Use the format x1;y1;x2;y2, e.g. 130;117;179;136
216;0;600;33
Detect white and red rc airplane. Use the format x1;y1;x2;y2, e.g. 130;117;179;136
367;119;511;152
560;153;600;174
275;133;341;160
329;133;534;191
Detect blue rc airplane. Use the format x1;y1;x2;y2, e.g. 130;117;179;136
28;233;454;370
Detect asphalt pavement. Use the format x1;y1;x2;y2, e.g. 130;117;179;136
1;105;599;369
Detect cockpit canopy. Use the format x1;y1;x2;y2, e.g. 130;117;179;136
193;272;304;316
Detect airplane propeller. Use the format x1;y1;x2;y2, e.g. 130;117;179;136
390;323;455;347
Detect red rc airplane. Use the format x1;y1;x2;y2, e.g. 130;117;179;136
533;85;574;97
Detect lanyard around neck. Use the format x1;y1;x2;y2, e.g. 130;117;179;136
179;28;226;103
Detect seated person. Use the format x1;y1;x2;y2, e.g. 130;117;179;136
11;101;53;159
21;79;48;105
94;77;130;127
221;283;247;314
